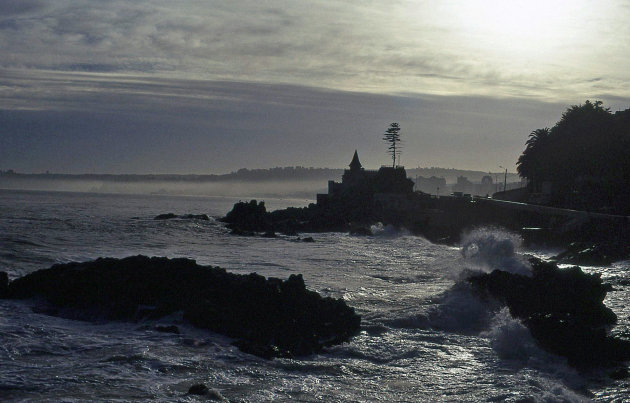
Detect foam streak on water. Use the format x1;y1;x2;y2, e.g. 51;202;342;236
0;190;627;401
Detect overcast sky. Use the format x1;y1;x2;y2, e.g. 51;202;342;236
1;0;629;173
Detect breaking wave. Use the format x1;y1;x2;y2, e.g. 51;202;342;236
460;227;532;276
369;223;409;237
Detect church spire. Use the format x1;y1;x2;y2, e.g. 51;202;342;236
349;150;362;170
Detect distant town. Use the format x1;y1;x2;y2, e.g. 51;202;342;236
0;166;521;199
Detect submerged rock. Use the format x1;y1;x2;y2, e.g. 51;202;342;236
181;214;210;221
187;384;209;395
3;256;361;359
187;384;225;400
155;325;179;334
0;271;8;298
349;225;372;236
154;213;177;220
154;213;210;220
468;257;630;367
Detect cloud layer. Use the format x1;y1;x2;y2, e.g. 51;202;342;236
1;1;629;173
2;0;629;99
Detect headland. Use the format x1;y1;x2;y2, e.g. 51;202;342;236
222;150;630;265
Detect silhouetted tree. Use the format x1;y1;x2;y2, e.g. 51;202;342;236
383;123;401;168
517;127;550;192
516;100;630;214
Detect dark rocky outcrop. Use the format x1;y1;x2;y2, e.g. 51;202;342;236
187;384;225;400
3;256;361;359
553;241;630;266
221;196;630;263
468;257;630;367
220;200;271;232
0;271;8;298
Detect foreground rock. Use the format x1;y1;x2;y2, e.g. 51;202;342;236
468;257;630;368
2;256;361;359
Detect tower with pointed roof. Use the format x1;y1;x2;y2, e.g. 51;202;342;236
349;150;362;171
317;149;414;207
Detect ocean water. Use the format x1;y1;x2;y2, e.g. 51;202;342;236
0;189;629;402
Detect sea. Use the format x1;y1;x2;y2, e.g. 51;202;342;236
1;189;629;402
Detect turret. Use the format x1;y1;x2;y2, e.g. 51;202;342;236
349;150;362;171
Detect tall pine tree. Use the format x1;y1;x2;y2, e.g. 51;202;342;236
383;123;402;168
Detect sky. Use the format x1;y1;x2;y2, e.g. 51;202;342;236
1;0;629;174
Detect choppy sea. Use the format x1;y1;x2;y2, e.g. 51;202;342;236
1;189;629;402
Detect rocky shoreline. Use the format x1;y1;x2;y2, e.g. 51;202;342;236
468;257;630;368
0;255;361;359
221;199;630;266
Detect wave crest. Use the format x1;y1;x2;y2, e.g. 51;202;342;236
461;228;531;276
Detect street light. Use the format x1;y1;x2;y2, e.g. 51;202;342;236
499;165;507;193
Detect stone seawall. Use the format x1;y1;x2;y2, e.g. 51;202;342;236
413;195;630;249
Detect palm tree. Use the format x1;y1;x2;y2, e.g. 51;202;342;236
517;127;550;191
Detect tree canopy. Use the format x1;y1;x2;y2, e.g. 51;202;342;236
516;101;630;214
383;123;402;168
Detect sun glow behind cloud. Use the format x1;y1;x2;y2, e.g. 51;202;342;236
453;0;604;62
1;0;627;101
1;0;629;173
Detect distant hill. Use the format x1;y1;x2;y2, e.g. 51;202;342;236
0;166;517;184
0;166;520;198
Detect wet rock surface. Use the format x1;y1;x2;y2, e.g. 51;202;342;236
468;257;630;368
553;241;630;266
3;255;361;359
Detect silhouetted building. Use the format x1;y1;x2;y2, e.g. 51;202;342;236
414;175;446;195
452;176;473;195
317;150;414;207
475;175;494;196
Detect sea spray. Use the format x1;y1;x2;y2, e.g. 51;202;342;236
460;227;531;276
369;223;410;238
481;307;540;361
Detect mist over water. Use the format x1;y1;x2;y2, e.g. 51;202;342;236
0;190;627;401
0;178;326;200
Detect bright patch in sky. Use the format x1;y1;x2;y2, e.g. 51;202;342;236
0;0;629;173
450;0;594;58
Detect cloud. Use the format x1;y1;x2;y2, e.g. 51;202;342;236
0;0;44;16
1;1;629;175
1;1;628;100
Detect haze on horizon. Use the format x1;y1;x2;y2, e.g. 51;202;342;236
1;0;629;174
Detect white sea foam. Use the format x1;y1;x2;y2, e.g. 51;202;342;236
461;227;532;276
0;192;625;401
482;308;541;361
369;222;409;237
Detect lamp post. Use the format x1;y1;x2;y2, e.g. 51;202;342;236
499;165;507;193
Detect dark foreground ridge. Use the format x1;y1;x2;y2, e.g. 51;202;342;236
468;257;630;368
0;255;361;359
